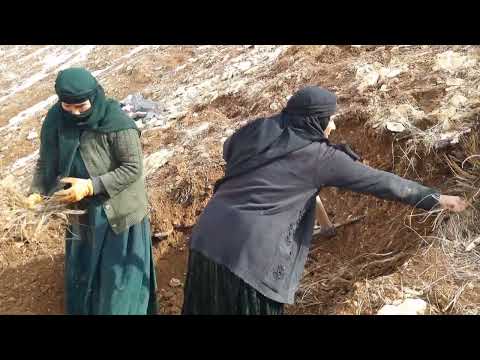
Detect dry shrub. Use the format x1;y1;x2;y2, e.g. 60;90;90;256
295;133;479;315
435;134;480;274
296;245;416;313
0;175;82;243
405;132;480;314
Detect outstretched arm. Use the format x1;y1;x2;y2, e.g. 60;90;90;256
316;145;466;212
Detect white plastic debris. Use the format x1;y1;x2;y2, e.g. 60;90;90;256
385;121;406;133
377;298;427;315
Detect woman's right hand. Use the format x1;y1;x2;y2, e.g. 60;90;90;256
438;195;468;212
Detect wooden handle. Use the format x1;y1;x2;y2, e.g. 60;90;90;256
315;196;332;228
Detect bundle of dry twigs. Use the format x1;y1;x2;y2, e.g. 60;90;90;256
0;175;84;243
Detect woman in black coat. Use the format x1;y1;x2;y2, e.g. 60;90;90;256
182;86;467;315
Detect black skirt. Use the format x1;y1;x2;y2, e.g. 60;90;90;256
182;250;284;315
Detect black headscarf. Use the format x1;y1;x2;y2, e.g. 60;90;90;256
214;86;337;191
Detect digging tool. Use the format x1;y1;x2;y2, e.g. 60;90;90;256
314;195;335;238
315;195;333;228
313;214;366;238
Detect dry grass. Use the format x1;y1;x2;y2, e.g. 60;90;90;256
432;134;480;280
397;132;480;314
296;244;414;314
0;175;82;244
296;132;480;315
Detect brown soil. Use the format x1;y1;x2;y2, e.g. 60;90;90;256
0;118;450;314
0;106;449;315
1;45;472;315
0;244;189;315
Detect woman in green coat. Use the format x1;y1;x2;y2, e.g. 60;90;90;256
27;67;157;315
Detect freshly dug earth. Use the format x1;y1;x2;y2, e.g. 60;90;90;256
0;112;447;315
3;45;472;315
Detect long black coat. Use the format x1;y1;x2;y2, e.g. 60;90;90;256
190;141;439;304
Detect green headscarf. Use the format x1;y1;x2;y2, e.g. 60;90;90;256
54;67;138;133
44;67;139;183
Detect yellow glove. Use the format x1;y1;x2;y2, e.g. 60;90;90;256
53;177;94;204
26;193;43;209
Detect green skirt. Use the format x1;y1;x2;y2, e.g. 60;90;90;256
182;250;284;315
64;150;157;315
65;212;157;315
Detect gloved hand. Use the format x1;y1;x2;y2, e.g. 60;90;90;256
26;193;43;209
53;177;94;204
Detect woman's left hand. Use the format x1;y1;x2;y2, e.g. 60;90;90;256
53;177;94;203
438;195;468;213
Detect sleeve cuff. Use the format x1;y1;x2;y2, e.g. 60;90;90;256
417;192;441;211
91;176;107;196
